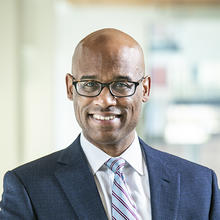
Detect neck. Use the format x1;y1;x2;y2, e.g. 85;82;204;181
83;131;135;157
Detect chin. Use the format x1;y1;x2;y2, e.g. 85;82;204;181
90;132;121;145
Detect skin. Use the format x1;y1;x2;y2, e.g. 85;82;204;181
66;28;151;157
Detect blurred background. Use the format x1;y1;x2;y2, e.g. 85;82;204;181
1;0;220;195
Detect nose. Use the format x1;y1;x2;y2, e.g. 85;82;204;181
93;86;117;108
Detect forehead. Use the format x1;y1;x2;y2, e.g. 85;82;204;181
72;44;144;81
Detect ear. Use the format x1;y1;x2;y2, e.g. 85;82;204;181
66;73;73;100
142;75;151;103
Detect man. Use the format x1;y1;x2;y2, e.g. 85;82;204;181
0;28;219;220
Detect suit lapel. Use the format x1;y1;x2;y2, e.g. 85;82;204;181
140;139;180;220
54;136;108;220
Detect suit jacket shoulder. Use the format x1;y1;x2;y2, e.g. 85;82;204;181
140;137;211;172
139;137;220;220
0;136;108;220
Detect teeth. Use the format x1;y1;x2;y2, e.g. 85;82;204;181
93;114;116;121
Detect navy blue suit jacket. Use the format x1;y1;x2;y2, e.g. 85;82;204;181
1;136;220;219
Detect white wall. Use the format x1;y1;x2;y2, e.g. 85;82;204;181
0;0;19;194
0;0;54;195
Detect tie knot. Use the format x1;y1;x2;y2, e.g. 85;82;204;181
105;157;126;174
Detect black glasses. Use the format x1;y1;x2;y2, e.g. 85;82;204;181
72;76;145;98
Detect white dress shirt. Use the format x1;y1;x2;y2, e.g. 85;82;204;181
80;132;152;220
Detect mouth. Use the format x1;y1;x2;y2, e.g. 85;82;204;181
89;113;121;121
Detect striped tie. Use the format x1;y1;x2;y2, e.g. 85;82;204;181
105;157;139;220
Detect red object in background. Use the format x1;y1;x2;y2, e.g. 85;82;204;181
151;66;167;87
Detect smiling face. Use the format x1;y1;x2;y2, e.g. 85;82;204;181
66;29;151;156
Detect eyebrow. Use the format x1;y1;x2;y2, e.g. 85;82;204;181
114;76;132;81
79;75;133;81
80;75;97;80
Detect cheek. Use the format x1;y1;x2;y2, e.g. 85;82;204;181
132;101;142;120
73;97;88;125
73;102;81;125
124;95;142;120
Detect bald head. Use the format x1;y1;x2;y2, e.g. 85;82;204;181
77;28;142;51
72;28;145;80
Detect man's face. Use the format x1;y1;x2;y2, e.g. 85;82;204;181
66;41;150;150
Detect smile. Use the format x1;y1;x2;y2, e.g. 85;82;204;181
92;114;116;121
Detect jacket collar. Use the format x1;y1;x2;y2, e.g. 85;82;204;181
54;135;108;220
139;138;180;220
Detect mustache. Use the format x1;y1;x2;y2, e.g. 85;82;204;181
89;106;122;114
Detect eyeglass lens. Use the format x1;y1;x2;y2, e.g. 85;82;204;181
76;81;136;97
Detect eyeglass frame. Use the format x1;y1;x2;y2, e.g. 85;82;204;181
72;76;146;98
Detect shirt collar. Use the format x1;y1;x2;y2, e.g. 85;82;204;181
80;132;144;176
120;132;144;175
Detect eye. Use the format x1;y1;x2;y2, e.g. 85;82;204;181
113;82;132;89
79;81;100;92
83;81;99;88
